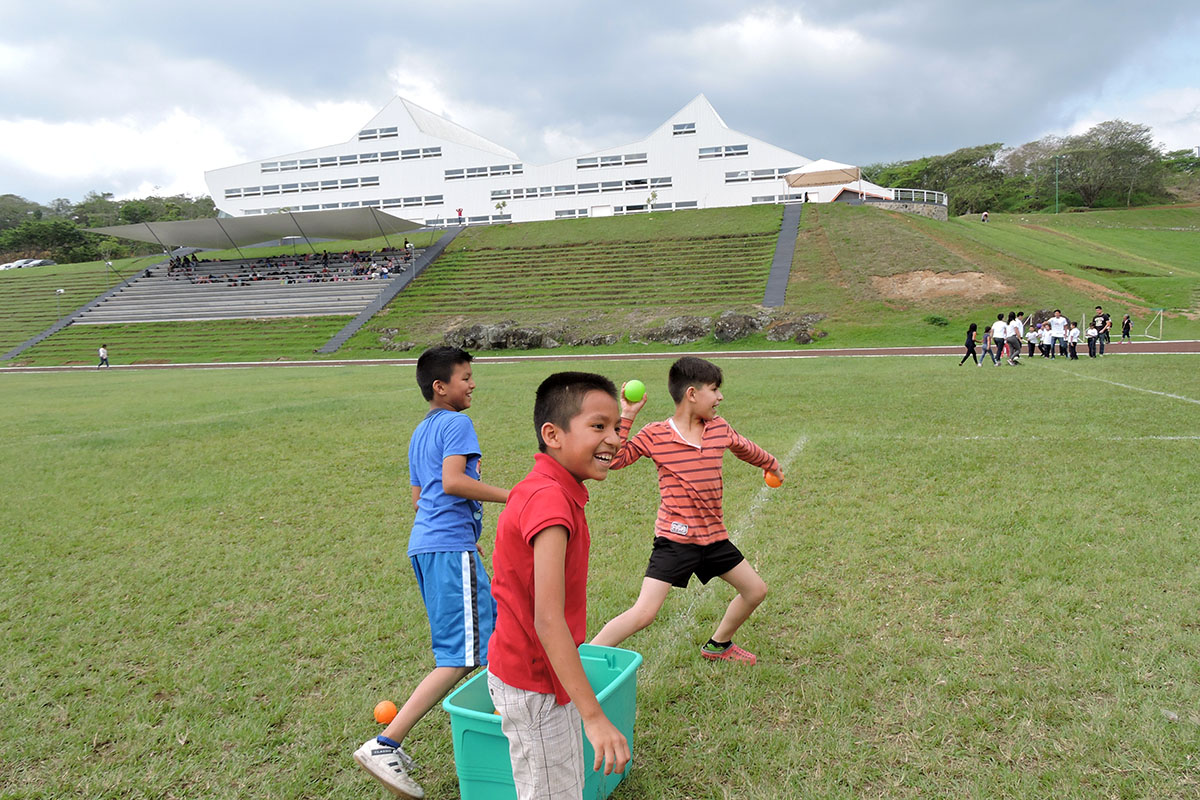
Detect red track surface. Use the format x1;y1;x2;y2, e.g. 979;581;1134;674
3;340;1197;373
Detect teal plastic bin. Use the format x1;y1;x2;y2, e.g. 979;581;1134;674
443;643;642;800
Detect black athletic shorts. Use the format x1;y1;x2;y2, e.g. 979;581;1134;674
645;536;746;588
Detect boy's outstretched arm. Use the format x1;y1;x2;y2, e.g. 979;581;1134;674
441;454;510;504
531;525;630;776
728;428;782;479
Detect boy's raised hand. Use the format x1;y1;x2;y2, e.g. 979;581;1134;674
582;713;630;775
619;383;648;419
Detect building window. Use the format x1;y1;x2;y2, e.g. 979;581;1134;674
300;158;318;170
700;144;749;159
378;127;398;138
380;151;399;162
359;153;379;164
358;128;378;140
577;157;599;169
672;122;696;136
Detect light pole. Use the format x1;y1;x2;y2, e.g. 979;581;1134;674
55;288;64;318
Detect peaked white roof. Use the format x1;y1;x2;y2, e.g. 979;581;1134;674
364;97;518;160
651;93;729;135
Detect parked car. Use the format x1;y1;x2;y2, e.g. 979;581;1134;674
21;259;57;268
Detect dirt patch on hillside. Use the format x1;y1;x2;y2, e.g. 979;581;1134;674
871;270;1009;300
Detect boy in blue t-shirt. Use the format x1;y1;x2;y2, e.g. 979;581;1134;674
355;346;510;799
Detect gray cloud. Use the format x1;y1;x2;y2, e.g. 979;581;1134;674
1;1;1198;203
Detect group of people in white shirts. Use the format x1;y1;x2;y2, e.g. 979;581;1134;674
960;306;1125;366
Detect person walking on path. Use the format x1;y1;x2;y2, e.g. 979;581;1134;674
1093;306;1112;356
960;323;979;365
990;314;1008;366
97;344;109;369
1120;314;1133;344
1005;312;1024;366
1068;322;1081;360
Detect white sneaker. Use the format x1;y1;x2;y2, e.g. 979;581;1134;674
354;739;425;799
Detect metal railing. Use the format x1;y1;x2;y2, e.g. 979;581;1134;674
886;188;947;205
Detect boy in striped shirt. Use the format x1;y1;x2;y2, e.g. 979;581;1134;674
591;357;782;664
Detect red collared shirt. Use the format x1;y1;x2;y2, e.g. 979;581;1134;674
487;453;591;704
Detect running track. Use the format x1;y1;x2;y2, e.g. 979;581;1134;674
3;340;1197;373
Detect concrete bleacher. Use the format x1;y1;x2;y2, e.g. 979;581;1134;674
74;253;419;325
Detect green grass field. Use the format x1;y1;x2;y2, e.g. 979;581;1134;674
3;353;1197;798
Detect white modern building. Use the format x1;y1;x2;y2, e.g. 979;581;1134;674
204;95;899;226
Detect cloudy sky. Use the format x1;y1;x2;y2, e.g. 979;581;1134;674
2;1;1199;205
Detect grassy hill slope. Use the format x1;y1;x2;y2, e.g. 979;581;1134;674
4;204;1198;365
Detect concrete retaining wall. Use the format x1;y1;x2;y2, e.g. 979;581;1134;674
868;200;948;221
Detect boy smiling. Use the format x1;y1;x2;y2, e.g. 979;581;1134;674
486;372;630;800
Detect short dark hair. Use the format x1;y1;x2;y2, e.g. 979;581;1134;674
415;346;472;401
668;356;723;403
534;372;618;452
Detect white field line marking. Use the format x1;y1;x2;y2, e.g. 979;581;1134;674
639;434;808;679
885;434;1200;442
1061;370;1200;406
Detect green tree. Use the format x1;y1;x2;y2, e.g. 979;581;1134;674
72;191;120;227
1056;120;1163;207
119;200;156;224
0;194;46;232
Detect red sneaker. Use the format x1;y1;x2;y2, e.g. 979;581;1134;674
700;642;756;664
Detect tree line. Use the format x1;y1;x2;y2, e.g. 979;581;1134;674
0;192;214;265
863;120;1199;217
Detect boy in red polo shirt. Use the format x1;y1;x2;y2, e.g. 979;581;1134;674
487;372;630;800
591;356;782;664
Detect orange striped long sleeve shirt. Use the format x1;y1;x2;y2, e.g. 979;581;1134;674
610;416;779;545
